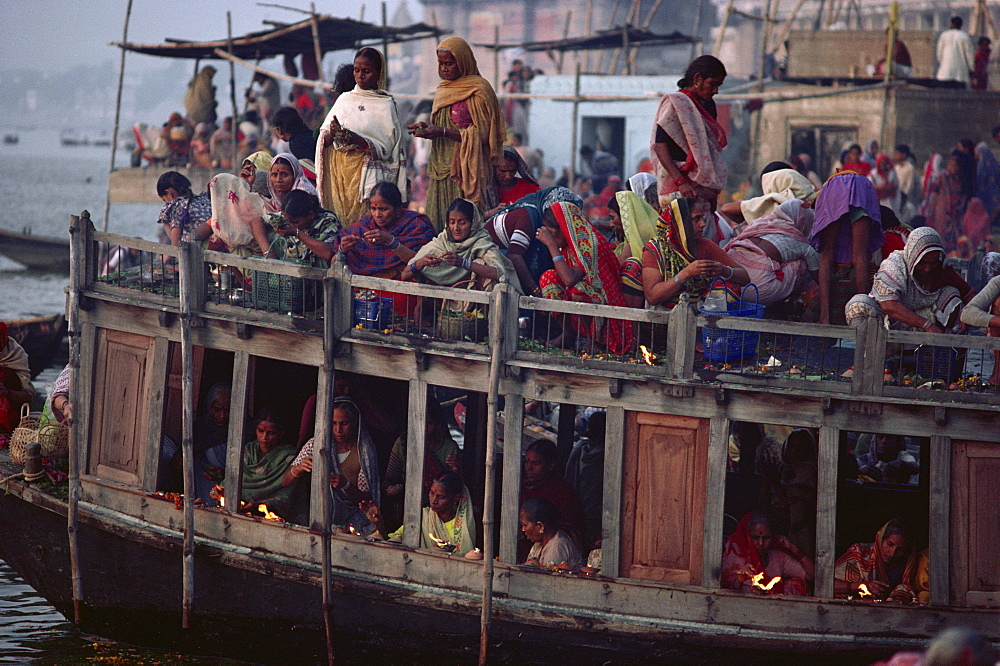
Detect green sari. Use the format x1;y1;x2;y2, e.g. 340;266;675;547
239;440;297;517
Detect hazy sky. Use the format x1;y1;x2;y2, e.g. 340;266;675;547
1;0;415;74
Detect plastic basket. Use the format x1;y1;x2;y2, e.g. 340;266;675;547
251;269;313;313
353;297;392;329
701;281;765;361
915;345;964;383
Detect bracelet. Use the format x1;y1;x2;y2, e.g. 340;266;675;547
409;262;422;273
723;265;734;280
551;254;565;263
387;236;401;250
672;275;687;287
291;468;301;477
460;256;472;271
922;318;934;331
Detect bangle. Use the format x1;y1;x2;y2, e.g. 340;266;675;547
673;275;687;287
551;254;564;263
922;318;934;331
723;265;734;280
387;236;401;250
409;262;422;273
460;256;472;270
291;468;300;477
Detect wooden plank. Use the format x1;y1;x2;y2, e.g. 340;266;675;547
695;315;854;339
928;435;950;606
666;300;696;379
402;378;428;549
89;283;179;309
862;318;887;397
814;426;838;599
202;249;326;279
142;337;170;492
309;363;334;530
330;262;354;339
201;302;324;333
701;415;728;589
225;351;252;513
887;328;1000;350
499;394;524;564
517;294;665;322
352;274;491;304
950;440;968;606
601;405;625;578
93;231;182;256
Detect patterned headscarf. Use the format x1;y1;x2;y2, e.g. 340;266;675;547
982;252;1000;282
269;153;319;208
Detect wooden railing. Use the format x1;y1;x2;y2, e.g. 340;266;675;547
73;216;1000;405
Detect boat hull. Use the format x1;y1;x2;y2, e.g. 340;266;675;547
0;228;70;272
108;166;229;204
6;314;67;378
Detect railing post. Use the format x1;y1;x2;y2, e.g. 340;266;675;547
181;241;206;327
177;239;197;629
665;297;696;379
79;210;98;290
854;317;887;396
330;260;354;340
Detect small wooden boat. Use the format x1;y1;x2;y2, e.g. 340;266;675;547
5;314;67;379
0;228;70;272
3;134;18;145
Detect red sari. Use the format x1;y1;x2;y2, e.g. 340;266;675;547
721;512;810;596
539;203;634;354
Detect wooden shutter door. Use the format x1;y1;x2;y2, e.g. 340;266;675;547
621;412;709;584
951;440;1000;607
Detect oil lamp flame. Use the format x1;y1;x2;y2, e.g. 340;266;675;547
428;532;456;552
639;345;656;366
751;572;781;591
214;485;225;508
349;525;360;535
858;583;872;598
257;503;282;521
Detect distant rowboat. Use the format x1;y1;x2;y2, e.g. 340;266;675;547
0;228;70;273
4;314;67;379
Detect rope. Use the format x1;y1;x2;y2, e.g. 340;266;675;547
0;472;25;485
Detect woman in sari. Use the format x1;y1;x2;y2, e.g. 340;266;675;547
494;145;540;208
922;155;967;254
834;518;916;600
403;198;516;290
192;382;231;506
721;511;813;596
316;47;406;227
0;323;35;435
846;227;973;332
155;171;213;246
364;472;477;556
239;150;273;197
537;202;634;354
207;174;269;257
872;153;901;213
975;142;1000;222
810;172;884;324
246;153;320;257
383;398;460;499
721;167;816;227
960;253;1000;385
408;36;506;230
212;408;297;518
610;190;660;307
335;181;435;278
285;397;381;534
726;199;819;306
651;55;728;210
520;497;584;570
641;197;748;309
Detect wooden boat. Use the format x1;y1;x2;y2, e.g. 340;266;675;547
3;133;18;145
4;314;67;379
1;212;998;663
0;227;71;272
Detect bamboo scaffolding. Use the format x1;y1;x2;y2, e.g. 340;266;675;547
102;0;133;233
179;241;197;629
227;12;239;174
66;213;85;625
381;2;389;81
310;3;324;82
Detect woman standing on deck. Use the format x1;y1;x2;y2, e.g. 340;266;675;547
316;47;406;227
651;55;728;211
407;36;506;230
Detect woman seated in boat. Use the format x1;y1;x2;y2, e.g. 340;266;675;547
211;408;297;518
520;439;586;561
206;173;270;258
519;497;583;571
0;322;35;436
383;397;460;499
536;202;634;353
834;518;917;600
960;253;1000;385
725;199;820;306
283;397;381;534
362;472;478;556
263;191;342;268
609;190;659;308
721;510;813;596
316;47;407;227
718;166;815;228
491;146;540;211
402;198;516;291
245;153;321;257
238;150;273;197
845;227;973;333
484;186;583;295
155;171;213;246
191;382;232;505
334;182;436;279
640;197;749;310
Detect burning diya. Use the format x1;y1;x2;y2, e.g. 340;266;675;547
751;571;781;592
639;345;658;366
248;503;283;521
428;532;457;552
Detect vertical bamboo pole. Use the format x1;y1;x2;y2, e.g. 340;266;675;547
569;62;581;186
714;0;733;58
879;2;899;159
628;0;665;72
381;2;389;83
688;0;704;61
583;0;593;72
67;213;84;625
596;0;622;72
557;11;572;75
227;12;238;175
747;0;773;180
494;25;501;90
310;3;324;82
478;282;510;666
179;241;197;630
102;0;134;232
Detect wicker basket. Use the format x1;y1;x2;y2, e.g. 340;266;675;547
438;308;487;342
10;404;69;465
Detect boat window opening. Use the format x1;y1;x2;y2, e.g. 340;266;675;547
835;431;929;603
722;422;818;597
157;346;233;497
516;404;603;572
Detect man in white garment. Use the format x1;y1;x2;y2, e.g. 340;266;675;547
935;16;975;86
